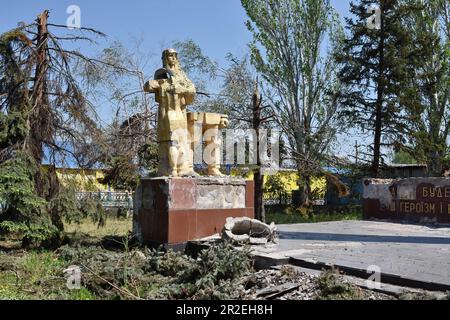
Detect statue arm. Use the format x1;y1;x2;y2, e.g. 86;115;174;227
181;80;196;105
143;80;160;93
166;71;196;106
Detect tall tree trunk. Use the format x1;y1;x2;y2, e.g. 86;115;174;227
252;82;265;223
371;10;386;178
31;11;63;234
372;95;383;178
428;146;443;177
30;10;50;167
297;172;311;207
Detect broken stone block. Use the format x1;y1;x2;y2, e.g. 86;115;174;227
222;217;278;245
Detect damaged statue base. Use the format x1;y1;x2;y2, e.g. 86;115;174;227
222;217;278;246
133;177;254;247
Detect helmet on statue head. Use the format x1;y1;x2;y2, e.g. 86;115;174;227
162;48;179;70
162;48;178;60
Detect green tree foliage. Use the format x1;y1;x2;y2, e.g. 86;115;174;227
0;30;30;151
0;153;62;244
264;175;287;200
0;154;48;226
0;12;109;243
242;0;344;205
391;150;418;164
0;30;56;237
101;116;158;191
400;0;450;176
102;155;141;191
336;0;418;177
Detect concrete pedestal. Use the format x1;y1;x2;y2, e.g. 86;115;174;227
133;177;254;247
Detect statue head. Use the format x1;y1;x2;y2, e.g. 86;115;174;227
162;48;179;71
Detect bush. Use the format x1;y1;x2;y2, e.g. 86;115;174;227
78;197;107;228
148;242;253;300
315;268;363;300
0;153;57;244
56;241;252;300
0;221;58;243
49;187;81;224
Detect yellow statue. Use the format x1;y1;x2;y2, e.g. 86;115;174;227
144;49;229;177
144;48;195;177
187;112;229;176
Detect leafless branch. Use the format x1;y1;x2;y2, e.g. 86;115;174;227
46;23;106;37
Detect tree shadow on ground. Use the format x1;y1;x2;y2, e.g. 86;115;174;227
279;231;450;245
63;232;140;251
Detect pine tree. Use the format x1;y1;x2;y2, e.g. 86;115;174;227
400;0;450;176
0;11;109;245
337;0;417;177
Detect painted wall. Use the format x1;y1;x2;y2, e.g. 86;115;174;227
52;167;110;191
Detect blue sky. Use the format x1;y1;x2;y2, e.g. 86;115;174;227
1;0;351;66
1;1;364;159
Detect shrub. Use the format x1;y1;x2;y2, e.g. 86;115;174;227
0;153;57;244
315;268;363;300
49;187;81;224
78;197;106;228
172;242;253;300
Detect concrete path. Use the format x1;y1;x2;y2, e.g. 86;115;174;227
250;221;450;291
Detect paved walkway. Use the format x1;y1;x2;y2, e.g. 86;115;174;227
251;221;450;291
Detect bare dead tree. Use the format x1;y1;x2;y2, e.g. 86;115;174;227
79;40;160;189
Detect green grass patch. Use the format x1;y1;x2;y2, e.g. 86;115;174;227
266;206;362;225
0;250;98;300
64;217;132;239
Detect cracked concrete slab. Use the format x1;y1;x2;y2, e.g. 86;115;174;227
249;221;450;291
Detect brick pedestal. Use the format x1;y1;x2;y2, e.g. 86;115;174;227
133;177;254;246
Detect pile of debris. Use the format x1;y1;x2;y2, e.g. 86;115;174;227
239;266;396;300
56;240;253;300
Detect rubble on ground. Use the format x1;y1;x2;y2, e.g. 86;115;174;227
1;240;445;300
239;266;396;300
222;217;278;245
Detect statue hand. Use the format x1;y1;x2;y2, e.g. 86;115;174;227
144;80;160;92
168;85;183;95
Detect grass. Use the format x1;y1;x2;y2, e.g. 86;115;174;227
266;207;362;225
64;217;132;238
0;217;133;251
0;218;132;300
0;239;252;300
0;250;98;300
